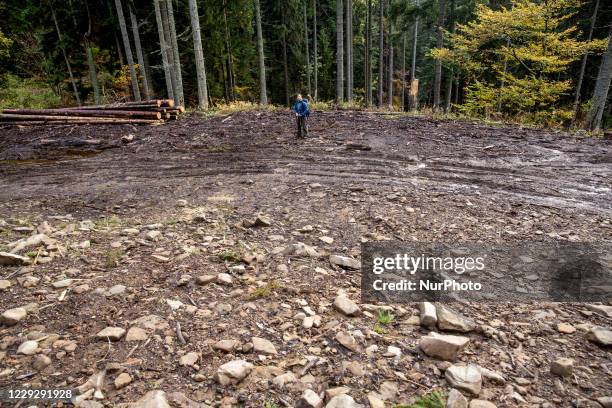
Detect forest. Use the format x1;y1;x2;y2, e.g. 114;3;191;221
0;0;611;129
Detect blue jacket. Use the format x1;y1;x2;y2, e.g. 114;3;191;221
292;99;310;117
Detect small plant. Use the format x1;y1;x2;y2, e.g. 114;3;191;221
263;400;279;408
95;215;122;229
105;249;124;268
373;324;386;335
396;391;446;408
218;249;242;263
248;280;280;300
377;309;395;325
25;251;38;258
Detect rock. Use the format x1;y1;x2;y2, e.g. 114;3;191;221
366;392;385;408
325;387;351;399
575;400;603;408
245;215;272;228
216;273;233;285
180;352;199;367
114;372;132;389
284;243;320;257
586;326;612;346
128;390;171;408
319;236;334;244
0;252;30;266
419;332;470;361
379;381;398;400
146;230;162;241
196;275;216;285
213;339;238;352
557;323;576;334
445;364;482;395
333;294;360;316
550;357;574;377
107;284;126;296
1;307;27;325
329;255;361;270
325;394;363;408
126;327;148;342
300;389;324;408
479;367;505;384
586;304;612;318
132;314;169;332
17;340;38;355
216;360;254;385
446;389;468;408
419;302;438;327
0;279;11;290
252;337;277;355
596;397;612;408
272;372;297;387
436;305;476;333
335;331;361;353
469;401;497;408
167;392;211;408
95;327;126;341
32;354;52;371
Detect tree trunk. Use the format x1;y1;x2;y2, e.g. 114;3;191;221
346;0;353;103
50;1;81;106
336;0;344;103
222;0;235;102
444;0;455;113
84;0;101;104
189;0;209;109
377;0;384;107
365;0;372;107
161;0;178;102
114;0;141;101
587;29;612;131
254;0;267;105
303;1;311;96
129;6;151;100
410;0;419;110
166;0;184;106
154;0;174;100
387;23;393;109
281;5;290;106
433;0;445;110
313;0;318;100
573;0;600;123
401;33;406;111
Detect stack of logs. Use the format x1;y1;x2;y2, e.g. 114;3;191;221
0;99;183;126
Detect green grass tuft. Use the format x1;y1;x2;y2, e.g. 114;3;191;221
396;391;446;408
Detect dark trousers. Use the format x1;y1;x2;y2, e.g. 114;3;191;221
296;115;308;138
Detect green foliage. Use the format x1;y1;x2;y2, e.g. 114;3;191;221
0;74;61;109
396;391;446;408
248;280;281;300
0;28;11;60
263;400;279;408
218;249;242;263
377;309;395;325
432;0;608;126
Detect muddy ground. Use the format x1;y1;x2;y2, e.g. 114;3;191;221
0;110;610;407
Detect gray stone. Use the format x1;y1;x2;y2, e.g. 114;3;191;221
284;243;320;257
419;332;470;361
216;273;233;285
1;307;27;325
436;305;476;333
469;401;497;408
335;331;361;353
300;389;324;408
0;251;30;266
445;364;482;395
213;339;238;352
114;372;132;389
329;255;361;270
550;357;574;377
419;302;438;327
128;390;171;408
587;326;612;346
126;327;148;341
325;394;363;408
446;389;468;408
17;340;39;355
32;354;52;371
95;327;126;341
0;280;12;290
596;397;612;408
132;315;169;332
216;360;254;385
252;337;277;355
333;294;360;317
180;352;199;367
196;275;216;285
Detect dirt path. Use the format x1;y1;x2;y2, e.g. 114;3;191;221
0;111;610;407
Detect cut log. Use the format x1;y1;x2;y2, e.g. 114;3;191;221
2;109;161;120
0;114;159;124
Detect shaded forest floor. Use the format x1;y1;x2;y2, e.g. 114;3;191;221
0;110;610;407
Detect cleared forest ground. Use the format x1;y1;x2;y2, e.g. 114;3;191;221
0;110;610;407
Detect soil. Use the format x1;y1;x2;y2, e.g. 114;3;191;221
0;110;610;407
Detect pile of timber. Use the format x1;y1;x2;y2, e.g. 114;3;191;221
0;99;184;126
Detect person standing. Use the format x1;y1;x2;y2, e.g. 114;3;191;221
292;94;310;138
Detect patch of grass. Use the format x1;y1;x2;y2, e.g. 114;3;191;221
377;309;395;325
165;218;179;226
95;215;122;229
105;249;124;268
263;400;279;408
373;324;386;335
207;101;278;115
24;251;38;258
218;249;242;263
396;391;446;408
248;280;281;300
0;74;61;109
